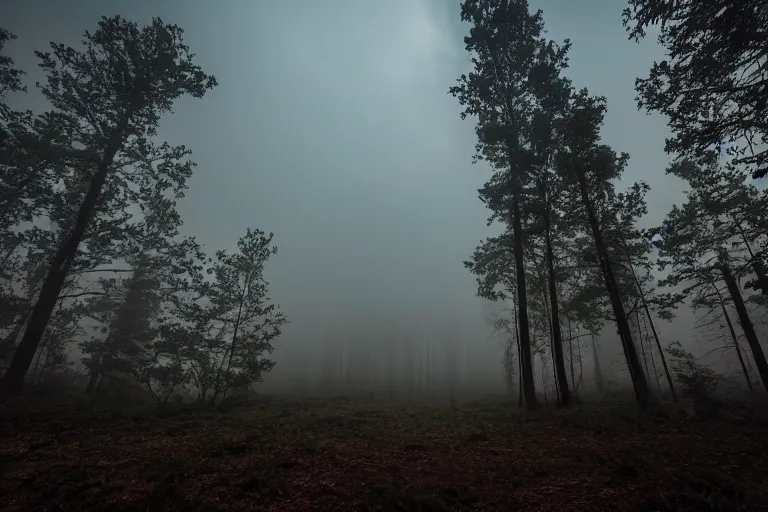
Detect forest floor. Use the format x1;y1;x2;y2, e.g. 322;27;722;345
1;394;767;512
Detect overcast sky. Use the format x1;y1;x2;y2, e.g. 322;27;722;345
3;0;714;389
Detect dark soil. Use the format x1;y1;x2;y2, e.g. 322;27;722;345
1;396;767;511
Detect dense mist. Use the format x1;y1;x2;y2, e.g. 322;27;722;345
1;0;766;404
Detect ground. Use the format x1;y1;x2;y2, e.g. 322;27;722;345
1;394;767;511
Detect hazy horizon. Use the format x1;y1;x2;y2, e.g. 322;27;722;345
2;0;762;398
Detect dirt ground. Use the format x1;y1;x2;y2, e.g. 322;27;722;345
1;395;767;511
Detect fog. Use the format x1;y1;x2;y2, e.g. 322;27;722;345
3;0;762;400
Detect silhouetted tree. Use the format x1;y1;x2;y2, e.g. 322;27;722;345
0;16;216;396
553;91;651;406
451;0;574;410
624;0;768;182
656;164;768;391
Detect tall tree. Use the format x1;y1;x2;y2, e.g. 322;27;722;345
656;169;768;391
451;0;572;410
624;0;768;182
0;16;216;396
553;91;651;406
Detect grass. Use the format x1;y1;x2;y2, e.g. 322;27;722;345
1;394;767;511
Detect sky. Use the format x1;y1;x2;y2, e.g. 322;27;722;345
1;0;716;393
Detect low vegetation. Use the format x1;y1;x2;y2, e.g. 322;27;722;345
3;393;768;511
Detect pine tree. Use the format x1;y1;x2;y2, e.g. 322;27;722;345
450;0;572;410
624;0;768;181
553;90;651;406
655;162;768;391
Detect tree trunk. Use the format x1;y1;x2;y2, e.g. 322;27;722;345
591;334;604;394
626;256;676;402
542;287;559;405
639;311;662;394
212;274;249;404
712;282;752;391
85;370;100;394
0;136;123;397
567;319;575;391
540;355;548;405
719;264;768;391
634;309;652;388
544;203;570;406
576;171;649;406
510;290;524;407
510;182;537;410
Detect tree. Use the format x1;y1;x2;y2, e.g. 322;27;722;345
208;229;286;402
0;28;26;100
81;180;196;393
666;341;720;399
553;91;651;406
0;16;217;396
155;228;286;405
624;1;768;182
690;280;753;391
451;0;573;410
655;164;768;391
81;269;161;393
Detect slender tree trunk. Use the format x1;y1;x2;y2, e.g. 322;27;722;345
634;309;652;386
576;325;583;391
639;311;662;394
509;292;524;407
711;282;752;391
213;275;249;404
626;256;676;402
576;172;649;406
542;285;560;405
510;185;537;410
1;134;124;397
544;203;570;406
718;267;767;391
540;355;548;405
567;319;575;391
591;333;604;394
31;342;45;384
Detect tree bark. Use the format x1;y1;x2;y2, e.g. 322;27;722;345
576;171;649;406
544;201;570;406
712;282;752;391
719;264;768;391
1;134;123;397
511;190;537;410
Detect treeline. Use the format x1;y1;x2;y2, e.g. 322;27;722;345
0;17;286;406
455;0;768;409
